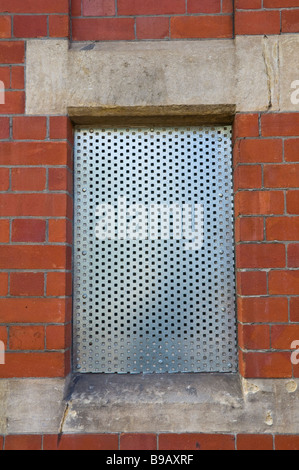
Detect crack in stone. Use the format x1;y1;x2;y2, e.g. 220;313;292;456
262;35;280;112
58;401;71;440
262;35;273;111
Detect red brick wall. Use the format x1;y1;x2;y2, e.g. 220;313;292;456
0;1;72;377
71;0;234;40
0;0;70;38
235;0;299;35
2;432;299;450
70;0;299;41
0;0;299;381
234;113;299;379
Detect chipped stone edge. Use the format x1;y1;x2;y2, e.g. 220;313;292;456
2;375;299;435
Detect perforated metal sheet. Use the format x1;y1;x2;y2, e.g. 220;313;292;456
73;126;237;374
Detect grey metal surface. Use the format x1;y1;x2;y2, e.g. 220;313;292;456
73;126;237;374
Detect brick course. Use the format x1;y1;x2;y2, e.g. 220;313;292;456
72;0;234;40
1;433;299;450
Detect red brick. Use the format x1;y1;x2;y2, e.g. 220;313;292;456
0;245;71;270
0;194;71;217
0;168;9;191
0;117;10;139
234;165;262;190
11;168;46;191
13;15;48;38
47;272;72;297
235;0;261;8
235;217;264;242
0;41;24;64
187;0;221;13
48;168;73;192
240;351;292;378
49;116;73;141
171;16;232;39
288;244;299;268
282;10;299;33
236;244;285;269
271;325;299;350
12;116;47;140
72;18;135;40
238;297;288;323
275;435;299;451
136;17;169;40
238;324;270;350
10;272;44;297
0;298;71;323
159;434;235;450
235;11;280;35
0;16;11;38
11;66;25;89
237;434;273;451
46;324;71;350
0;219;9;243
233;114;259;139
11;219;46;243
10;325;45;350
291;298;299;322
4;435;42;451
0;351;68;377
43;434;119;450
237;139;282;164
48;219;72;244
233;141;241;167
71;0;82;16
285;139;299;162
82;0;116;16
49;15;70;38
0;435;3;450
0;0;69;13
237;271;267;296
269;270;299;295
264;164;299;188
222;0;233;13
266;217;299;241
287;191;299;214
0;273;8;296
0;91;25;114
264;0;299;7
118;0;185;15
0;142;70;166
120;433;157;450
262;113;299;137
235;191;284;216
